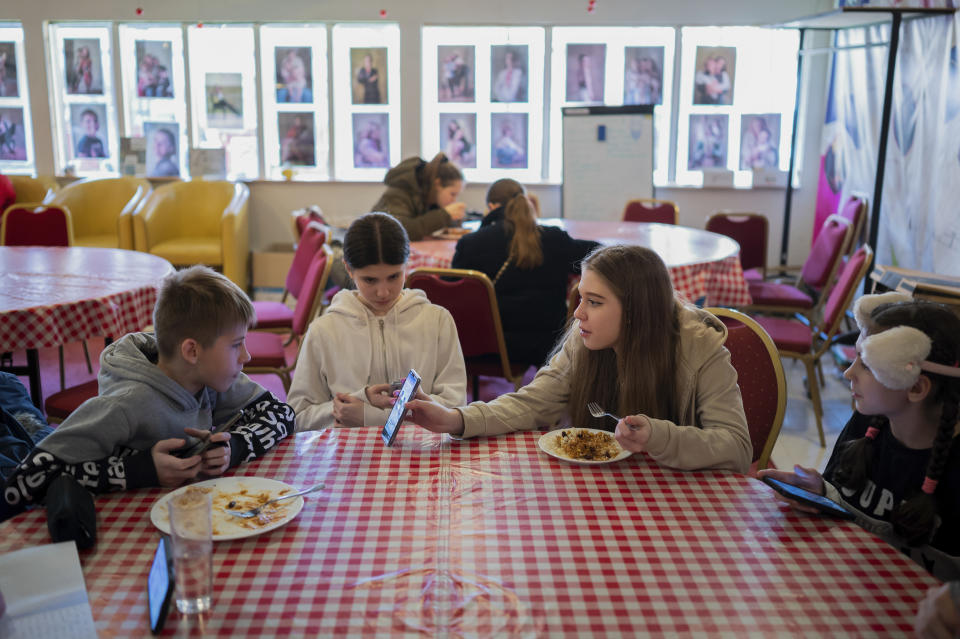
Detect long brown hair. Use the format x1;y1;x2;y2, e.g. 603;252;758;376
486;178;542;269
566;245;681;429
421;152;463;207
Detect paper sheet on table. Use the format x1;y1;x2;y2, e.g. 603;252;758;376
0;541;97;639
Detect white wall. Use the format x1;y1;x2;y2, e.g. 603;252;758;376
8;0;833;266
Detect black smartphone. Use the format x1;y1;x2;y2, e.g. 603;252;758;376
147;534;175;634
175;411;242;458
381;369;421;447
762;476;855;520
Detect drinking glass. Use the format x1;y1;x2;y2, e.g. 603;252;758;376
167;488;213;614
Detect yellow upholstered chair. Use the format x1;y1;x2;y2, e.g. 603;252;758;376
49;177;151;249
133;180;250;290
9;175;58;204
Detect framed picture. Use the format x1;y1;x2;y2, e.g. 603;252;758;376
64;38;103;95
352;113;389;168
491;45;528;103
70;104;109;160
276;46;313;104
693;46;736;106
688;113;728;169
0;42;18;97
144;122;180;177
439;113;477;169
437;45;475;103
205;72;243;129
740;113;781;170
278;112;316;166
350;47;387;105
624;46;664;106
565;44;606;103
491;113;528;169
135;40;173;98
0;107;26;161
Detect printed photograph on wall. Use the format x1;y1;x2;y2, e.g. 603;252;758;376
279;112;316;166
623;46;664;106
739;113;780;170
352;112;389;168
145;121;180;177
70;103;108;160
688;113;728;169
351;47;387;105
65;38;103;95
490;45;528;103
565;43;606;103
0;107;26;160
491;113;528;169
276;47;313;104
0;42;18;97
693;46;736;105
135;40;173;98
205;72;243;129
440;113;477;168
438;45;475;103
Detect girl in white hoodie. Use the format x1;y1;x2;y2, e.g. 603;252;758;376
288;212;466;430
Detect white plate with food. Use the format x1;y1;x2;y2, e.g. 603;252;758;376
150;477;305;541
537;428;632;465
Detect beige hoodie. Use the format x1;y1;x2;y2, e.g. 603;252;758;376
458;304;752;473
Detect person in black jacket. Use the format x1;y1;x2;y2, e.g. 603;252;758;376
452;178;598;367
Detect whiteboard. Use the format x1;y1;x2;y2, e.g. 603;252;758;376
562;105;654;221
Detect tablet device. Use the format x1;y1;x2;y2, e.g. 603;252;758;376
381;369;421;447
762;476;855;520
147;534;175;634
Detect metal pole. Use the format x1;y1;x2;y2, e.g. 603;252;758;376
780;28;806;270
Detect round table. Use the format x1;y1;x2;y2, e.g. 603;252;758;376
409;219;752;307
0;246;175;406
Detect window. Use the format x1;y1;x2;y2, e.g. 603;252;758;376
549;27;675;185
331;23;400;181
421;26;545;183
118;23;187;178
0;23;35;174
47;23;118;177
260;24;329;181
187;24;258;180
676;26;799;187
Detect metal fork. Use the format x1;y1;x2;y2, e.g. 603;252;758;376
224;482;325;519
586;402;642;431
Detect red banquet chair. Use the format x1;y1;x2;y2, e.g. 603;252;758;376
836;194;868;256
0;203;74;247
706;212;769;281
405;267;535;400
705;307;786;475
750;244;873;447
291;205;330;242
622;198;678;225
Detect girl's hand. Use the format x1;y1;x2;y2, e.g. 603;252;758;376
757;465;826;515
403;390;465;436
614;415;651;452
445;202;466;221
333;393;365;428
365;384;394;410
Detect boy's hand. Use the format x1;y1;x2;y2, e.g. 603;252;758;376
183;427;232;477
333;393;364;428
151;438;202;488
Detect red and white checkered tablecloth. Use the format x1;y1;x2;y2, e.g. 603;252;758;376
0;429;935;637
0;247;175;351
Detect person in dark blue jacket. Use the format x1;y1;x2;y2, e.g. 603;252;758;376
451;179;598;367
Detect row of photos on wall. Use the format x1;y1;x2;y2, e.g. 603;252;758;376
0;37;781;176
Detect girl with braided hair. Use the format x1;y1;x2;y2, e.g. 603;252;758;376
759;292;960;581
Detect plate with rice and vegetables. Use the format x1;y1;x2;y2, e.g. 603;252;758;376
537;428;632;465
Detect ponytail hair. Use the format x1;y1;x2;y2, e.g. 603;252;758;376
830;415;883;490
421;152;464;207
486;178;542;269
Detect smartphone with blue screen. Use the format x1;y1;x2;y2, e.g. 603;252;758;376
381;369;421;447
762;476;855;520
147;534;175;634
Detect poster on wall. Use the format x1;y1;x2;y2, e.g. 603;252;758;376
276;47;313;104
491;113;528;169
351;47;387;105
64;38;103;95
278;113;316;166
739;114;780;170
565;44;606;103
623;46;663;106
352;112;389;168
688;113;728;169
145;122;180;177
491;45;528;103
69;104;108;160
440;113;477;168
437;45;475;103
205;72;243;129
693;46;735;105
135;40;173;98
0;42;18;97
0;107;26;160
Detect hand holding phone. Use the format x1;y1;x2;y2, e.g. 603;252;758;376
761;476;855;520
382;369;421;446
175;411;242;458
147;535;175;634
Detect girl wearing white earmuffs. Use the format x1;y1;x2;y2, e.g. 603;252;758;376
759;292;960;582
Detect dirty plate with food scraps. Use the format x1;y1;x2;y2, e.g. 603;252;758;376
537;428;633;465
150;477;305;541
